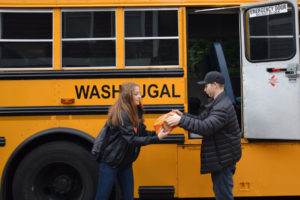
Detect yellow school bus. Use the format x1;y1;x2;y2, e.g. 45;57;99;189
1;0;300;199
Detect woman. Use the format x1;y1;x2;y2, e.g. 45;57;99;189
94;82;170;200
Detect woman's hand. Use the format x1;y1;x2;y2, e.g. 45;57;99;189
158;129;170;140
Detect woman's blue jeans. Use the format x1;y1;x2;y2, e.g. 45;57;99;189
94;162;134;200
211;164;236;200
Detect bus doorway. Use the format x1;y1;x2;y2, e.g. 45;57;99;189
175;9;241;199
186;8;241;139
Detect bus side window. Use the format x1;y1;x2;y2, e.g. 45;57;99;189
124;9;179;67
62;10;116;68
0;11;52;68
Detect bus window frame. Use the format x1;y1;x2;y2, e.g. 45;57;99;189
61;8;117;69
123;7;180;68
0;8;53;70
243;1;297;63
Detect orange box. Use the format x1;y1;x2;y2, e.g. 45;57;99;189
154;111;177;134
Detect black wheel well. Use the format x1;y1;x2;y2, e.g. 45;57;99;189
1;127;95;200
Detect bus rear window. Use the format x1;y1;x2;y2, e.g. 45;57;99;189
245;3;296;62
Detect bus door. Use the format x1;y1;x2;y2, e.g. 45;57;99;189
240;0;300;139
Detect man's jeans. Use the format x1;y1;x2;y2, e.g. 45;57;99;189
94;162;134;200
211;164;236;200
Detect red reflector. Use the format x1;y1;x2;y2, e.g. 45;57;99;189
272;68;281;72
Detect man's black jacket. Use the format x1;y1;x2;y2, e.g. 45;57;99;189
101;110;159;168
179;92;241;174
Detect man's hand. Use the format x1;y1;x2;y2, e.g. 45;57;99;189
165;113;181;127
172;109;183;116
158;129;170;140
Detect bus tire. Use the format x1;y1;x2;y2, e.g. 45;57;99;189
12;141;99;200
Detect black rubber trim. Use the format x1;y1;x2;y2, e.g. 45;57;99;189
144;104;184;113
0;105;110;116
0;68;184;80
159;134;184;144
0;137;5;147
139;186;174;200
0;104;184;116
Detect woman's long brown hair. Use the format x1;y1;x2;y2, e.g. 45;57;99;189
107;82;144;127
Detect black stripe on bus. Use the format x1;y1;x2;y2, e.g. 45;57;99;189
0;104;184;116
159;134;185;144
0;137;5;147
0;68;184;80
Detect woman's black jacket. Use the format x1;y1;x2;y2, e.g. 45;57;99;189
100;110;159;168
178;92;241;174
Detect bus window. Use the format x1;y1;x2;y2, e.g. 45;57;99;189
0;10;52;68
124;9;179;67
62;10;116;68
245;3;296;61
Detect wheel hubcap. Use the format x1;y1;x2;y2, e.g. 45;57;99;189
35;163;83;200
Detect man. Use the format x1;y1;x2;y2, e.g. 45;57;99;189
165;71;241;200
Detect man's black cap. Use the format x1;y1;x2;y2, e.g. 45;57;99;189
197;71;225;85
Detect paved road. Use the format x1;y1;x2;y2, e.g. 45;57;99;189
173;198;300;200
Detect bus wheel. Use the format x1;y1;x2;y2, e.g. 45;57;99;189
12;141;99;200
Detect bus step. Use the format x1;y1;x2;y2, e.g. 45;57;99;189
139;186;174;200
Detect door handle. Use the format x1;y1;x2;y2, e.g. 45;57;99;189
266;68;286;72
266;64;298;78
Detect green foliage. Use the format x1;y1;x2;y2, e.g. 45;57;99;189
187;39;240;79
